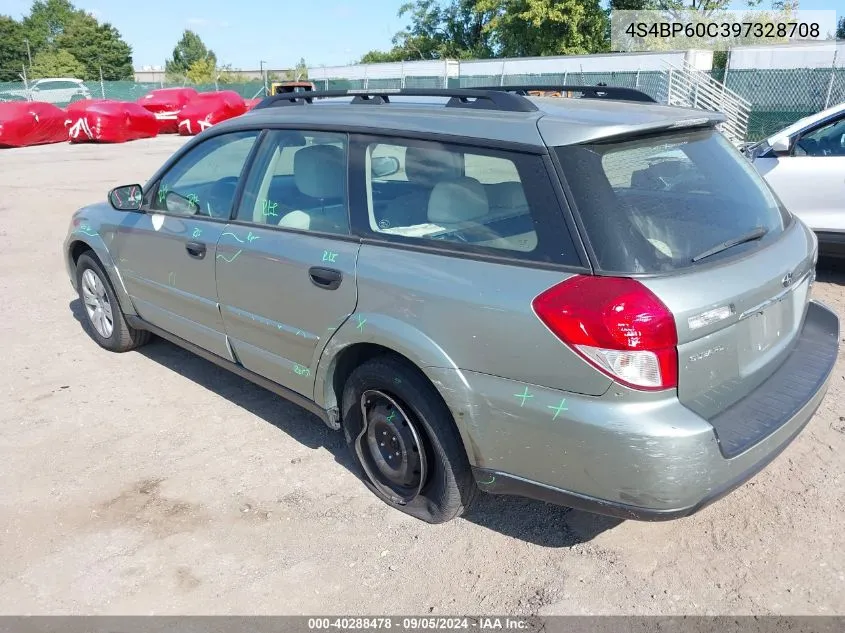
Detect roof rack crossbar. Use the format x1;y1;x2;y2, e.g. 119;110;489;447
252;88;539;112
479;85;657;103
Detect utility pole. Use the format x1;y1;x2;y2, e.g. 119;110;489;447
24;39;32;68
99;65;105;99
260;60;268;96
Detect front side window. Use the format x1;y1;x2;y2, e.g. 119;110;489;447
360;138;579;264
237;130;349;235
795;117;845;157
149;131;260;219
555;128;789;273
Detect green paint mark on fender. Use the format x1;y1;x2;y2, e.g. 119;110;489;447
513;387;533;407
547;398;568;420
292;363;311;377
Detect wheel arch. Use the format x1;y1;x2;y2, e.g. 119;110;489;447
67;236;137;317
314;316;483;466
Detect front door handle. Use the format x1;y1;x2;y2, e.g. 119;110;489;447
185;240;206;259
309;266;342;290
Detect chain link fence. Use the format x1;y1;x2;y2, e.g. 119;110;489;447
718;68;845;141
0;76;266;105
2;66;844;142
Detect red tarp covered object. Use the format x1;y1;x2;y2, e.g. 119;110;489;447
244;98;262;110
137;87;198;133
64;98;112;135
177;91;247;136
67;101;159;143
65;98;113;113
0;101;68;148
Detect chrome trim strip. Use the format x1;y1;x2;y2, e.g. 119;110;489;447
738;269;812;321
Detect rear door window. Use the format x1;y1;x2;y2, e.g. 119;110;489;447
351;135;582;266
555;128;790;274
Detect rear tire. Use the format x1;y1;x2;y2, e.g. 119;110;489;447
75;252;150;352
341;355;478;523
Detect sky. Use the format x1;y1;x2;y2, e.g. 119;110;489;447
0;0;841;71
2;0;412;69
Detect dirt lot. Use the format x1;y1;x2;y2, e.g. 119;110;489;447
0;138;843;616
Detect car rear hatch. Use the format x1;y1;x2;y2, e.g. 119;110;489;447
552;125;824;457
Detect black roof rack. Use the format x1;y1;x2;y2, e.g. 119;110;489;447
252;88;539;113
480;85;657;103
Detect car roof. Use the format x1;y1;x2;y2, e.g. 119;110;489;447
768;100;845;143
216;93;726;148
34;77;84;83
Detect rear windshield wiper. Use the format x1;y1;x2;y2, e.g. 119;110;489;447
691;226;768;263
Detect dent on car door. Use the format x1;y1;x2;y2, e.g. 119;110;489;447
111;130;262;359
215;129;360;397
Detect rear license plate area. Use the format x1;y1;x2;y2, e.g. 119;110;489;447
739;296;795;373
748;302;786;354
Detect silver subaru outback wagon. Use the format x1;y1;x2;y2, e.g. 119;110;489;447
63;86;840;524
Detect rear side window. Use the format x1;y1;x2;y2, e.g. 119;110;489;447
355;136;580;266
555;128;789;273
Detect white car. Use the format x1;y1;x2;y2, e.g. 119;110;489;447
0;77;91;105
745;101;845;258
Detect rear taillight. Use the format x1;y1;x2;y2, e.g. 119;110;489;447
532;275;678;391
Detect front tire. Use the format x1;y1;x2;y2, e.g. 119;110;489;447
341;355;478;523
75;252;150;352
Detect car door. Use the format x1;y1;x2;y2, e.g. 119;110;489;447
755;113;845;232
215;129;359;396
111;130;262;359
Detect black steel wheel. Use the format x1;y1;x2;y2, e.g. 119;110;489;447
356;389;428;505
341;355;478;524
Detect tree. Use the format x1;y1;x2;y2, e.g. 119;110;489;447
57;13;133;80
362;0;608;62
186;57;216;84
360;49;405;63
0;15;27;82
609;0;796;16
478;0;610;56
165;30;216;78
29;48;85;78
837;16;845;40
609;0;649;8
22;0;78;54
362;0;496;62
215;64;240;84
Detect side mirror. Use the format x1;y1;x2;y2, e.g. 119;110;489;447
769;136;792;156
108;184;143;211
371;155;400;179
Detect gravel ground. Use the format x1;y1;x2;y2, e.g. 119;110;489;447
0;137;843;616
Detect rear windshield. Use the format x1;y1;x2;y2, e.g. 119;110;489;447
555;128;790;274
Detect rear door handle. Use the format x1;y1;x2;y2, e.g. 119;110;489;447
185;240;206;259
309;266;342;290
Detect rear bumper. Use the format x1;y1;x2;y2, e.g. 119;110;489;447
437;301;839;521
472;368;824;521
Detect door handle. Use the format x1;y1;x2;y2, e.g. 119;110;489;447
309;266;342;290
185;240;206;259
